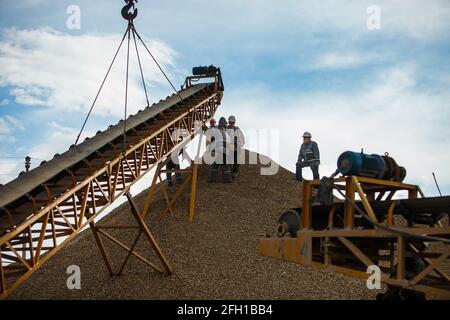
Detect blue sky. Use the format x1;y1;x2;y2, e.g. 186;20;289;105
1;0;450;196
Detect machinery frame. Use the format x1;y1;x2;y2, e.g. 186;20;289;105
260;176;450;299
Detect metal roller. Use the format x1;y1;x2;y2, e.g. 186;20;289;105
192;65;219;76
277;210;301;237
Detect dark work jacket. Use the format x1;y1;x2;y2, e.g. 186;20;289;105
215;125;231;164
298;141;320;163
226;125;245;149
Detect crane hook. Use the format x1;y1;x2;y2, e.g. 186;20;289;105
121;0;138;22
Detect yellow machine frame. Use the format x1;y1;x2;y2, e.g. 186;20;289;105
260;176;450;298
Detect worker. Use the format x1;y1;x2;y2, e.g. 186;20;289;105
203;118;217;166
166;152;183;187
205;118;217;149
207;117;232;183
227;115;245;179
295;131;320;181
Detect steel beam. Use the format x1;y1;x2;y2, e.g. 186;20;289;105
260;176;450;299
0;76;222;299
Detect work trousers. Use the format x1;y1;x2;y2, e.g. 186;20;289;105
208;163;232;183
166;160;182;185
296;161;320;181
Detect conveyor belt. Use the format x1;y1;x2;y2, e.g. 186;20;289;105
0;75;223;298
0;84;207;210
0;83;217;234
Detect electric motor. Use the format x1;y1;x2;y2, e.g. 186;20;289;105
336;151;406;181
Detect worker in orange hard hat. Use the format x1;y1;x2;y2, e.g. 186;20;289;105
208;117;232;183
203;117;218;181
205;118;217;149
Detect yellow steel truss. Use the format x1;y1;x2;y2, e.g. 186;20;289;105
260;176;450;299
0;75;222;299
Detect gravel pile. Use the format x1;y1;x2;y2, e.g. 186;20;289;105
11;151;377;300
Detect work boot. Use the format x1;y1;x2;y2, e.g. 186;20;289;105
223;165;233;183
207;168;218;183
232;165;239;179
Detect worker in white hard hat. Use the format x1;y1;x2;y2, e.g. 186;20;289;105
208;117;233;183
205;118;217;149
295;131;320;181
227;115;245;179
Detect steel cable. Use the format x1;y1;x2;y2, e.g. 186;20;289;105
123;27;132;153
132;28;183;102
132;28;150;107
74;27;129;146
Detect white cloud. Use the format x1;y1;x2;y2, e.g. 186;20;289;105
0;28;180;117
307;52;382;70
8;0;48;9
150;0;450;43
0;27;180;186
3;115;25;131
379;0;450;40
27;121;93;160
0;120;93;184
0;115;25;142
0;116;23;180
0;161;22;185
290;0;450;41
